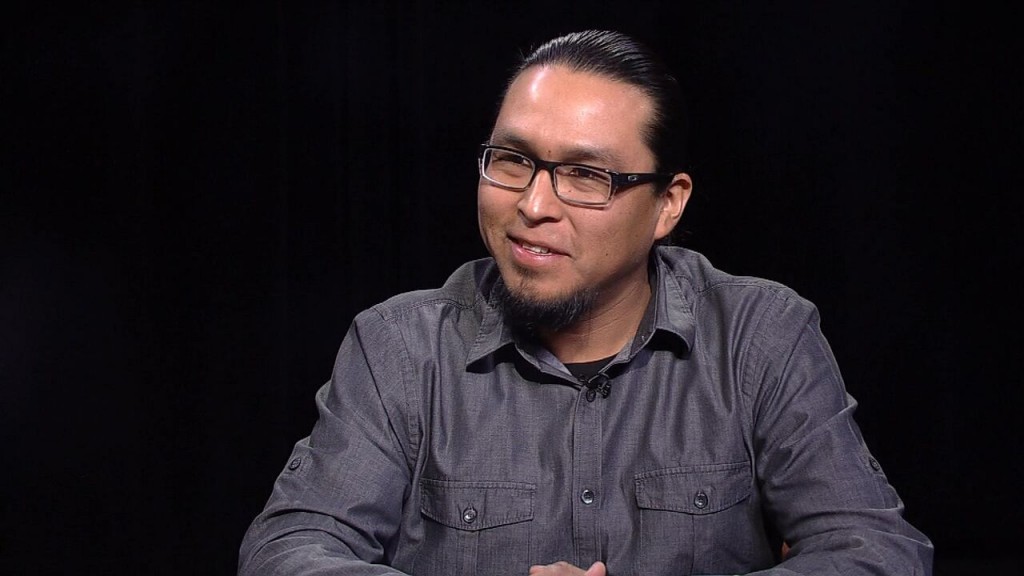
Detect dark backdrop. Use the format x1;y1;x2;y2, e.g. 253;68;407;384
3;1;1021;574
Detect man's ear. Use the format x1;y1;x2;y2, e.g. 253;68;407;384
654;172;692;241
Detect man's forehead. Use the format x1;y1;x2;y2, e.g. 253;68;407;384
488;128;624;166
491;66;655;166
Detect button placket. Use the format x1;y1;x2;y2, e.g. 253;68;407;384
571;376;603;561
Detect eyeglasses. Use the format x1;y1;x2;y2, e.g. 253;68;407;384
478;144;673;207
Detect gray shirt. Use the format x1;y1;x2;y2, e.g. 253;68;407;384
239;246;933;575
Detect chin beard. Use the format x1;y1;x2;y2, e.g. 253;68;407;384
492;276;596;333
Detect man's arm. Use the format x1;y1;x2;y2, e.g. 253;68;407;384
238;311;415;576
746;291;933;575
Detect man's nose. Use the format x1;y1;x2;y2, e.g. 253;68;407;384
517;168;563;223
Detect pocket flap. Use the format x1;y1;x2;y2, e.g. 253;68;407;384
634;462;751;515
420;479;536;531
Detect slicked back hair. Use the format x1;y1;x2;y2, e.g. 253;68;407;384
504;30;688;175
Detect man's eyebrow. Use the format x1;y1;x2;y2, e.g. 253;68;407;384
488;132;624;167
487;132;534;152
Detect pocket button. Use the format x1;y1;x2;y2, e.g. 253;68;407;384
693;490;709;509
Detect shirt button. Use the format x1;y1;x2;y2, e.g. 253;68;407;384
693;490;709;509
462;507;477;524
869;457;882;472
580;489;595;505
287;457;302;471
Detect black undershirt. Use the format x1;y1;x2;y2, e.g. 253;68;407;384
564;355;616;382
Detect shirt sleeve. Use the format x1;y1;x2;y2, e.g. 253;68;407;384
743;289;933;575
238;309;416;576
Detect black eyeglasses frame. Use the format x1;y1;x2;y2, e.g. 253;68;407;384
478;144;674;207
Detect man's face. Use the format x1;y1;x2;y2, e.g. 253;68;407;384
478;65;685;324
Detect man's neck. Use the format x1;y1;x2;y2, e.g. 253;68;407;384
539;279;652;364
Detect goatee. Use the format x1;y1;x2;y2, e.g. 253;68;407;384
491;276;596;333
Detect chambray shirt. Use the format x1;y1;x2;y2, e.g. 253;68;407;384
239;246;933;576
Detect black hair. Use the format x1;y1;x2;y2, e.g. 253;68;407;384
505;30;688;174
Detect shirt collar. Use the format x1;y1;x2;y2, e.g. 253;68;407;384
465;264;518;367
615;248;693;360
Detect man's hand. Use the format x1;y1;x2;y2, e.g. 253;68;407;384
528;561;607;576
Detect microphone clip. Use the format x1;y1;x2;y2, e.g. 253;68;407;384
584;374;611;401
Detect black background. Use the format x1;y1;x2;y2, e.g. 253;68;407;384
3;1;1021;574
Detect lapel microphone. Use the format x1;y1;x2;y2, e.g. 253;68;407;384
584;373;611;401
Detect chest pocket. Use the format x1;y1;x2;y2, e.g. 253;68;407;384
418;479;535;576
634;462;754;575
635;461;751;513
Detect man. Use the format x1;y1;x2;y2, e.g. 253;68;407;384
239;30;933;575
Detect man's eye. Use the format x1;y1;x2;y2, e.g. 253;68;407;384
566;167;606;181
493;152;529;165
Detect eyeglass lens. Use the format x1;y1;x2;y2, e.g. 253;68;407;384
482;148;611;204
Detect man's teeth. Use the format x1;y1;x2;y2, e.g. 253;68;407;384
522;243;550;255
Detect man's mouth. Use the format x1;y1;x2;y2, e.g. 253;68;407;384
520;241;551;255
